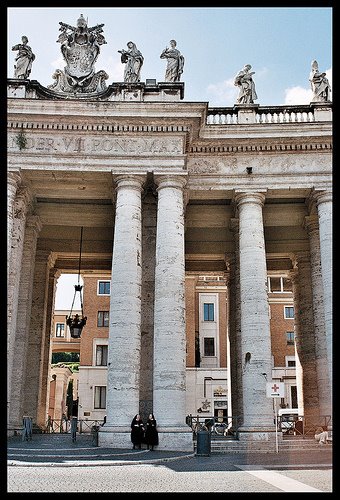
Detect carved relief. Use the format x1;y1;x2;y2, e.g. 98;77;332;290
187;153;330;174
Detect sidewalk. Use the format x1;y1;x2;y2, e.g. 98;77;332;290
8;433;333;469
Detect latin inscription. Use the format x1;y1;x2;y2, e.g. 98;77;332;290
8;134;183;155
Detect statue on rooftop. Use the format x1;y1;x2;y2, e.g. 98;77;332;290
118;41;144;83
160;40;185;82
48;14;108;94
309;60;331;102
234;64;258;105
12;36;35;79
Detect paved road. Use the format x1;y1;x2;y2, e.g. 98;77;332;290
7;434;333;493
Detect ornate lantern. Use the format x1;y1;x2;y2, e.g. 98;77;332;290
66;226;87;338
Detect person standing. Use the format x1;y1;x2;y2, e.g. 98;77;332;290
144;413;159;451
12;35;35;79
130;414;145;449
119;41;144;83
160;40;185;82
234;64;258;104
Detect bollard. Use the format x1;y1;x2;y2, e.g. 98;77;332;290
71;416;77;442
92;425;99;446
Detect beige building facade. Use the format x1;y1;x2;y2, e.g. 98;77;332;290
74;272;298;428
8;77;332;451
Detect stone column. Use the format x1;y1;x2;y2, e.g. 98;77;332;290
226;221;242;424
24;254;58;427
312;190;332;397
304;216;331;417
292;252;319;419
39;267;61;427
140;185;157;418
234;192;274;440
8;215;42;430
7;171;22;267
7;186;33;407
99;175;145;448
152;175;192;451
288;269;304;415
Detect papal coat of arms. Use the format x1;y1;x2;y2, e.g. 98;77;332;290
48;14;108;94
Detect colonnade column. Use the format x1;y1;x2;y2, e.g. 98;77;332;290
291;252;319;419
7;186;33;415
304;215;331;417
226;220;242;423
287;269;304;415
38;267;61;426
7;171;22;268
234;192;274;438
99;175;145;448
152;175;192;451
24;251;58;427
311;190;332;397
8;215;42;430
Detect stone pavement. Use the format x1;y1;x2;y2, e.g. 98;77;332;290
8;432;333;469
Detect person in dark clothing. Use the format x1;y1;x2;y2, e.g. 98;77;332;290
144;413;159;451
131;414;145;449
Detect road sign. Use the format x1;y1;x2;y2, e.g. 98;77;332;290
266;382;285;398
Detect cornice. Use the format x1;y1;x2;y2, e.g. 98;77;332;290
188;141;332;155
7;120;191;134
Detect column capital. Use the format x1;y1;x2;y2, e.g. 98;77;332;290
26;214;43;234
233;190;266;208
310;189;332;207
8;170;22;190
14;186;34;220
113;174;146;192
224;252;235;267
50;268;62;280
287;268;299;283
153;174;187;191
292;250;311;268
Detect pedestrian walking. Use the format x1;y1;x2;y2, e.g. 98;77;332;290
131;414;145;449
144;413;159;451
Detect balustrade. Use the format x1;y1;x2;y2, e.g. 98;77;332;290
206;105;321;125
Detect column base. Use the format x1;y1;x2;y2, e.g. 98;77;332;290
237;425;282;452
98;425;194;452
98;425;131;449
156;426;194;451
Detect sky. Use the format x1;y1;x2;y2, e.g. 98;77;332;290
7;5;333;309
7;6;332;107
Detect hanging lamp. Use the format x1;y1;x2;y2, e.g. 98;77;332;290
66;226;87;338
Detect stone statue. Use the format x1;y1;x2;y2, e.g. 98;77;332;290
160;40;185;82
234;64;258;105
12;36;35;79
48;14;108;94
309;60;331;102
118;41;144;83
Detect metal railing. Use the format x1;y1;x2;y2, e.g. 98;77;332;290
278;414;332;439
186;414;332;441
186;415;241;440
44;418;105;434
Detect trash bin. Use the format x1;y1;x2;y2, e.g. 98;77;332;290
92;425;99;446
196;430;211;456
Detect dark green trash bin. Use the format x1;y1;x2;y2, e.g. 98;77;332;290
196;430;211;456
